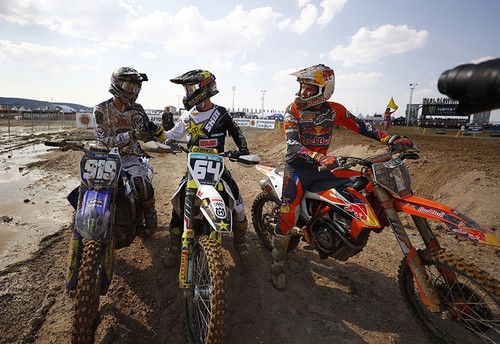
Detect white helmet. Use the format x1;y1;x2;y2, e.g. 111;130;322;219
290;64;335;110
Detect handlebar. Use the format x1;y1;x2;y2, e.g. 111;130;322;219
318;150;419;172
44;140;144;156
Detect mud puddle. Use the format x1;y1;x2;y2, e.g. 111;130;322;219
0;140;77;270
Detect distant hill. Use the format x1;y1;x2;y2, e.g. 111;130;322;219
0;97;92;112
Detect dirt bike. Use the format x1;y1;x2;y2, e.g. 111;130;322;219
161;141;260;344
44;139;155;344
252;147;500;344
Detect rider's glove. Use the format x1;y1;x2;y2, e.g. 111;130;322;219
387;134;415;153
130;128;155;142
318;155;338;170
146;121;166;142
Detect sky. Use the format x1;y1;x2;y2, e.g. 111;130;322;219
1;0;499;121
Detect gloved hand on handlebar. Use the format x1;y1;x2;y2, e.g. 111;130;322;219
387;134;416;153
318;154;338;170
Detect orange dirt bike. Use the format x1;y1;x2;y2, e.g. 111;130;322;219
157;141;260;344
251;147;499;343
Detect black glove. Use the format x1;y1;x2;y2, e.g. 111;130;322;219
131;127;155;142
144;121;160;132
388;134;415;153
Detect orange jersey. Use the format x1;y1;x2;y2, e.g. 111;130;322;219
283;101;390;167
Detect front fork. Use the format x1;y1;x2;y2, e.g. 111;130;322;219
372;183;443;313
65;184;115;293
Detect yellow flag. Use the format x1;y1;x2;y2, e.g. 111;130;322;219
387;97;398;110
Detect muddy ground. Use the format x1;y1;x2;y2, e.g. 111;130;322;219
0;121;499;344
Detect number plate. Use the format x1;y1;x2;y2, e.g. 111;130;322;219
80;151;121;189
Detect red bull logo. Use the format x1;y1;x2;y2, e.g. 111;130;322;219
303;126;330;136
344;203;368;222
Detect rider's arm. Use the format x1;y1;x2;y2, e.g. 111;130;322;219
94;102;148;148
333;103;392;144
164;111;188;142
224;109;249;154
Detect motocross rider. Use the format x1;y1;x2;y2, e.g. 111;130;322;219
93;66;165;238
272;64;415;290
162;69;251;268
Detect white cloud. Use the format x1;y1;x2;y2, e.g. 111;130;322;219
279;4;318;34
0;39;97;70
328;24;429;67
317;0;347;26
240;63;264;77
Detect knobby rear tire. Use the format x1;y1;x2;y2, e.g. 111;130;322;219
398;249;500;344
185;235;227;344
71;240;102;344
251;192;301;253
251;192;279;251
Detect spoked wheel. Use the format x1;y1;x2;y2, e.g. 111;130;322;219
251;192;279;251
398;249;500;344
72;240;102;344
185;235;227;344
251;192;302;253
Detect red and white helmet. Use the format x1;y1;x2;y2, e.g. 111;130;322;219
291;64;335;110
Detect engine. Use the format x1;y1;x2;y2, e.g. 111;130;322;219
313;217;350;259
312;212;369;261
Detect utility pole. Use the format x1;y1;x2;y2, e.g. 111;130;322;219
407;83;417;126
232;86;236;111
261;90;266;116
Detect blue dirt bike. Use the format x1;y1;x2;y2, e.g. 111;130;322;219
44;139;154;343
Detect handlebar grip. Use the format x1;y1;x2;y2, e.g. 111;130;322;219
44;141;61;147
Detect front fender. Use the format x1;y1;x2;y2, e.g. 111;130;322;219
75;190;112;240
395;195;499;246
197;184;232;233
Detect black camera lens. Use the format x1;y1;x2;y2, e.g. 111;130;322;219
438;58;500;114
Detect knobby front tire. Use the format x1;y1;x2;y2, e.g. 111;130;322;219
185;235;227;344
72;240;102;344
398;249;500;344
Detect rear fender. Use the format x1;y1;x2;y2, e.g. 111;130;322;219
75;189;112;240
395;195;499;246
256;165;283;202
197;184;232;233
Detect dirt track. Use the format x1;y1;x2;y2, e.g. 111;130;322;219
0;123;499;344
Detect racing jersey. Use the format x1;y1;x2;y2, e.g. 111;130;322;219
284;101;391;167
165;104;249;153
94;98;150;153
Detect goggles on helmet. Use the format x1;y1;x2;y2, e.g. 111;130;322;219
119;80;141;94
184;83;200;96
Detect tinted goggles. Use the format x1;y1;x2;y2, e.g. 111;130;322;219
121;81;141;94
184;83;200;96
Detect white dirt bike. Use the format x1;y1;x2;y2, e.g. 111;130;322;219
158;141;260;343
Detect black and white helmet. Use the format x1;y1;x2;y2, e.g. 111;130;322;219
109;67;148;107
170;69;219;111
291;64;335;110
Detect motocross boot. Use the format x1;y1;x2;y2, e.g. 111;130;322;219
271;234;291;290
141;197;157;238
233;218;250;265
163;226;182;268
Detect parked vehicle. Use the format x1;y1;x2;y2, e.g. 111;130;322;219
159;141;260;343
252;146;499;343
44;139;154;343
